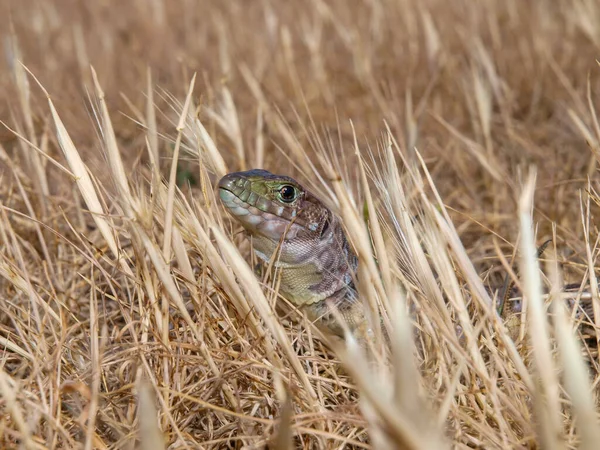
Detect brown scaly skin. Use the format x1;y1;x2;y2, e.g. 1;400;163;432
218;169;368;338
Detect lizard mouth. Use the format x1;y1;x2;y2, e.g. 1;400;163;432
218;187;236;203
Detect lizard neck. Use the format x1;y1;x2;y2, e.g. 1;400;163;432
251;215;358;307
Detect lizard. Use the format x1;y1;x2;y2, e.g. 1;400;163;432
218;169;370;339
218;169;600;350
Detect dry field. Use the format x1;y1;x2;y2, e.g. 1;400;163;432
1;0;600;448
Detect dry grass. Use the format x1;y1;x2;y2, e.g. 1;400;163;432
1;0;600;448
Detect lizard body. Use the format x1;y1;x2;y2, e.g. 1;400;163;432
218;169;367;337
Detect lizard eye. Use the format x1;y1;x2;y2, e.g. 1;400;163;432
278;185;297;203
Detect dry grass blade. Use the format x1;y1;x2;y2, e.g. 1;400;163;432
353;122;393;308
137;379;166;450
204;87;246;170
50;108;114;251
0;370;35;450
20;67;135;278
270;388;294;450
518;170;565;449
181;106;228;178
581;186;600;353
10;34;49;203
547;249;600;450
0;205;59;326
146;68;160;175
130;222;199;341
163;74;196;259
84;267;101;450
211;225;319;403
91;67;133;201
0;335;33;361
335;329;446;450
388;280;448;449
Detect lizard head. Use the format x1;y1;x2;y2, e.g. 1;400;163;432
218;169;332;242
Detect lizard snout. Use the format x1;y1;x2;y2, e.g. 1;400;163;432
218;173;245;203
218;173;240;193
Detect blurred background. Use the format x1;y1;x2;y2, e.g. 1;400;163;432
2;0;599;264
